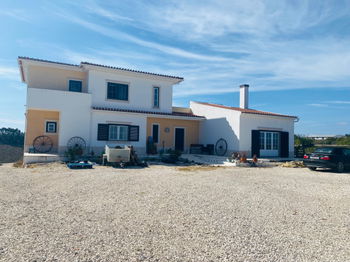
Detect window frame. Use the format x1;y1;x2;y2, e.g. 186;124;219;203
106;81;129;101
108;124;129;141
68;79;83;92
260;131;279;151
45;121;57;133
153;86;160;108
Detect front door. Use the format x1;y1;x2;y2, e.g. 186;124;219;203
174;128;185;152
259;131;279;157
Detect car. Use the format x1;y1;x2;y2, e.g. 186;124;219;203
303;146;350;173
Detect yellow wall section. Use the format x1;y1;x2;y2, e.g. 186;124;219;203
147;117;199;150
25;110;60;151
27;65;87;92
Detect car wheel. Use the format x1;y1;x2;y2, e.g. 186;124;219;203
308;167;317;171
336;162;344;173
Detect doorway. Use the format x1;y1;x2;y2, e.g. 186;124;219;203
174;128;185;151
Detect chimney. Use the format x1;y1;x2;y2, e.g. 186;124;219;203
239;84;249;109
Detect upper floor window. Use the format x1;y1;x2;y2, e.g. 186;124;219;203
107;82;128;101
69;80;82;92
153;87;159;108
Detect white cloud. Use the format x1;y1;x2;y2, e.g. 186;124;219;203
0;66;19;80
0;118;24;126
328;100;350;104
0;9;32;22
55;13;230;62
307;103;329;107
45;1;350;97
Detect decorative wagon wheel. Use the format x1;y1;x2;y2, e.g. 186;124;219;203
67;136;86;156
33;135;53;153
215;138;228;156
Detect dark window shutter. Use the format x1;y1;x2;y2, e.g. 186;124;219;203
280;131;289;157
128;125;139;141
251;130;260;157
97;124;109;141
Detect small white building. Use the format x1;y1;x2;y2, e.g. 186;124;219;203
190;85;298;158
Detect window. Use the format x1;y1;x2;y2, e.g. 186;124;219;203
343;148;350;156
108;125;129;141
153;87;159;107
266;132;272;150
107;82;128;101
260;131;279;150
152;124;159;143
259;132;265;149
46;121;57;133
272;133;279;150
69;80;82;92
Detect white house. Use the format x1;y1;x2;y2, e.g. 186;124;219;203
19;57;203;157
19;57;297;159
190;85;298;158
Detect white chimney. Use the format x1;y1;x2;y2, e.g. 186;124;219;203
239;84;249;109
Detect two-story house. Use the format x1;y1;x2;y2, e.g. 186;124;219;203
19;57;204;157
19;57;297;161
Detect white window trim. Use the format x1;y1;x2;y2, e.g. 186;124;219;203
260;131;279;151
45;120;58;135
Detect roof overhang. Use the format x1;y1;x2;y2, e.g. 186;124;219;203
81;62;183;84
17;57;82;83
92;107;204;121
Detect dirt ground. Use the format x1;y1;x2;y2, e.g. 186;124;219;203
0;163;349;262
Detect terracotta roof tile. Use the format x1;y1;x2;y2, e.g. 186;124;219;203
18;56;183;80
195;102;297;119
81;62;183;80
92;106;204;119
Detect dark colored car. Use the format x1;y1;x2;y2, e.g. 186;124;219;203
303;147;350;173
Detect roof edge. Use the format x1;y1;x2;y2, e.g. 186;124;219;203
192;101;298;119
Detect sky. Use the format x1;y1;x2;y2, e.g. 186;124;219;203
0;0;350;135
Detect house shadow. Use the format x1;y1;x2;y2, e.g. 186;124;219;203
199;117;239;156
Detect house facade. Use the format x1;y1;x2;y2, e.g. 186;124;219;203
19;57;297;159
190;85;297;158
19;57;203;156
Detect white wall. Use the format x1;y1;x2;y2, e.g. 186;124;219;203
90;110;147;154
190;102;241;153
239;114;295;157
27;88;92;153
88;70;174;113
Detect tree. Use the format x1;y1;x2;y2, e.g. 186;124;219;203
0;128;25;147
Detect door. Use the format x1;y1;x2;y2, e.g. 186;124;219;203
174;128;185;152
259;131;280;157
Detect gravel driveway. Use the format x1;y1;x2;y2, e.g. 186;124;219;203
0;163;349;262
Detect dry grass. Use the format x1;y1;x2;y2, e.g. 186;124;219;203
0;144;23;163
176;165;225;172
12;160;23;168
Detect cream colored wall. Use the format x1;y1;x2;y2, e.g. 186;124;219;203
25;109;60;152
147;117;199;151
26;65;87;92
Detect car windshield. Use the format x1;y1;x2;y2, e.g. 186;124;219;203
314;148;334;154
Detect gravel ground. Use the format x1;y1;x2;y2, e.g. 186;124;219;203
0;163;349;262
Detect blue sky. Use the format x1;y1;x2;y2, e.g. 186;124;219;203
0;0;350;135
